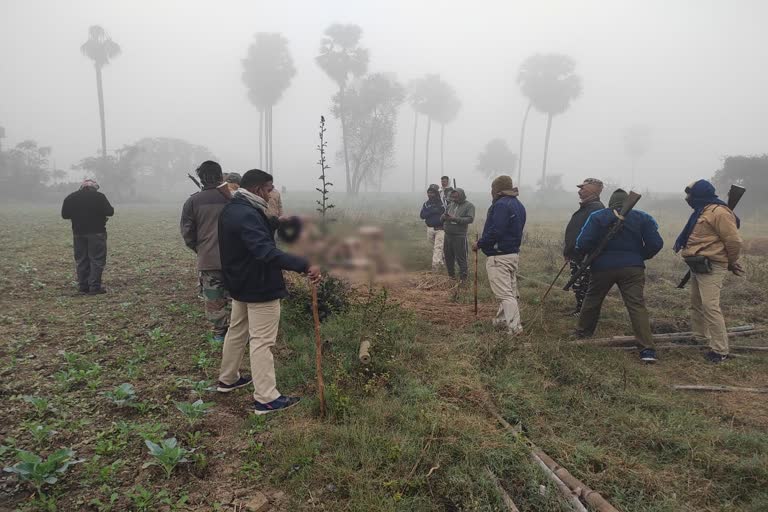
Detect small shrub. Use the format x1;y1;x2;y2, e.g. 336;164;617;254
175;399;214;426
103;383;137;407
143;438;192;478
23;396;51;418
23;422;57;447
3;448;83;494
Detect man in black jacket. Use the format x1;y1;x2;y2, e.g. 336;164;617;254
61;179;114;295
563;178;604;314
216;169;321;414
420;184;445;271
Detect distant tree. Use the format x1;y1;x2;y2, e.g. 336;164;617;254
130;137;215;192
623;124;651;186
316;24;369;193
331;73;404;194
412;74;459;188
476;139;517;179
517;54;581;189
407;80;428;192
80;26;121;161
431;83;461;178
0;140;52;195
72;144;141;200
242;33;296;176
712;154;768;214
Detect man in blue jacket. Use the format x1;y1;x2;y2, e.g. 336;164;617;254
420;184;445;271
473;175;526;335
575;189;664;362
216;169;321;414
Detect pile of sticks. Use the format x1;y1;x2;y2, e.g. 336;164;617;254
575;324;766;351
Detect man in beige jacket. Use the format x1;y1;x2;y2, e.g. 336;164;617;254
675;179;743;363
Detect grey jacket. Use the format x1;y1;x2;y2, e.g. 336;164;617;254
180;184;230;271
443;188;475;236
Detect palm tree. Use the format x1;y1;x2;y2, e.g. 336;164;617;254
407;79;428;192
80;26;121;161
476;139;517;178
624;124;651;187
316;24;369;193
414;74;451;188
432;83;461;177
517;54;581;189
242;33;296;176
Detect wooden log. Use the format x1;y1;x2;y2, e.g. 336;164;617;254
575;327;762;347
672;384;768;394
531;452;588;512
358;339;371;364
611;344;768;352
533;449;621;512
485;467;521;512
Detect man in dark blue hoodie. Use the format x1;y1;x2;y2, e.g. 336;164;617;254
216;169;321;414
575;189;664;362
473;175;526;335
420;184;445;271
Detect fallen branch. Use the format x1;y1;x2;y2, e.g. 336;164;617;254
672;384;768;394
485;467;521;512
531;452;588;512
611;344;768;353
575;326;762;347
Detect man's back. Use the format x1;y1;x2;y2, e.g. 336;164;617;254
61;188;114;235
577;208;663;270
180;186;229;271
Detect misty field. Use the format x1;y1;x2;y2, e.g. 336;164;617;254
1;201;767;512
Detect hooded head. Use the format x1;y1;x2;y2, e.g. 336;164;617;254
684;179;719;209
427;184;440;201
80;179;99;191
491;175;519;200
608;188;628;209
450;188;467;204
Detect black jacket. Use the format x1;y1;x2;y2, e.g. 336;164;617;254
218;196;309;303
61;189;114;235
563;199;604;259
420;199;445;228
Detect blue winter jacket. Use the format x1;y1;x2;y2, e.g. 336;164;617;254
218;196;309;302
477;195;527;256
420;199;445;228
576;208;664;271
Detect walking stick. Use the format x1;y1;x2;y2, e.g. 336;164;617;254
541;260;569;304
474;233;479;317
311;282;326;418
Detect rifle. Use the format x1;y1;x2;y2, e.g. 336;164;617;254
563;191;642;291
676;184;745;288
187;172;202;190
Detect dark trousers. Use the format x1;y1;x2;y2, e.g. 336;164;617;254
73;233;107;292
577;266;655;349
569;260;591;312
444;233;469;280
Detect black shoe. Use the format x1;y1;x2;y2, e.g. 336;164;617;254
704;351;729;364
252;395;300;415
640;348;658;363
570;330;592;340
216;375;253;393
88;288;107;295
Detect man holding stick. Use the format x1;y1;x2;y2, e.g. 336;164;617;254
473;175;526;335
216;169;321;414
442;188;475;282
574;189;663;362
674;179;743;363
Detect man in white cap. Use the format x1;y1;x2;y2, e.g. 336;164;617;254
61;179;115;295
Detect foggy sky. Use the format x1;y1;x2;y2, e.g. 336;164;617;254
2;0;767;194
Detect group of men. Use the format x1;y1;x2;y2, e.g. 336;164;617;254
419;175;743;364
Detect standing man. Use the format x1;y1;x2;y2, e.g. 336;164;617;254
420;184;445;271
216;169;321;414
180;161;231;342
61;179;114;295
575;189;664;363
224;172;241;195
674;179;743;363
473;175;526;335
439;175;454;209
442;188;475;282
563;178;605;315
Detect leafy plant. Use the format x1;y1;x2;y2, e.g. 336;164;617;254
148;327;172;347
315;115;335;231
23;396;51;418
143;438;192;478
103;383;137;407
175;399;214;426
55;352;102;390
23;422;58;447
3;448;83;494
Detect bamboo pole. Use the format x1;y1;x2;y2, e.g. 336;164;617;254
575;326;761;347
311;283;326;417
531;452;588;512
611;343;768;353
672;384;768;394
485;467;521;512
358;339;371;364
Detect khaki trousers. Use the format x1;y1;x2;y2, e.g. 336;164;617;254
690;263;729;355
486;253;522;333
219;299;282;403
427;227;445;270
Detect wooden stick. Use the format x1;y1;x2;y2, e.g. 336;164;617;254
485;467;521;512
311;282;326;417
611;343;768;352
531;452;588;512
474;234;479;317
672;384;768;393
358;339;371;364
542;260;569;304
575;326;762;346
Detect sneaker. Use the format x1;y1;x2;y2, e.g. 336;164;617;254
88;288;107;295
216;375;252;393
252;395;301;415
704;351;729;364
212;334;226;343
640;348;658;363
